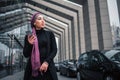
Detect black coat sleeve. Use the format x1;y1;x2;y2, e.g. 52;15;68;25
45;32;57;64
23;35;33;58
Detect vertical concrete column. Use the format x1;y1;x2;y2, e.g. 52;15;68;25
68;23;73;59
65;27;69;60
83;1;92;51
116;0;120;23
87;0;99;50
57;37;61;62
61;34;64;60
83;0;99;51
99;0;113;50
79;7;86;53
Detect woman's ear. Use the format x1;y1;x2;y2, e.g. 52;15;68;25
34;23;36;25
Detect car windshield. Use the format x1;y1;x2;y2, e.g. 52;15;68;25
68;62;74;65
67;60;76;66
105;50;120;62
111;52;120;62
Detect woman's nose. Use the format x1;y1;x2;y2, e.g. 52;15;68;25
42;20;45;23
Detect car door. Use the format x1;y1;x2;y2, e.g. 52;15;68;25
78;51;103;80
88;51;113;80
88;52;103;80
60;61;67;75
78;52;90;80
62;61;68;75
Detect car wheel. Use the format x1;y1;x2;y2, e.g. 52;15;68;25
104;75;114;80
60;70;62;75
77;72;81;80
66;72;70;77
60;72;62;75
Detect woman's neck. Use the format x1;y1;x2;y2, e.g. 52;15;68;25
35;27;42;30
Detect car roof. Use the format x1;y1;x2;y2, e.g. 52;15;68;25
104;50;120;59
88;50;101;54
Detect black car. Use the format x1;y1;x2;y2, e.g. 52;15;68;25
0;63;4;70
104;50;120;63
59;59;77;77
77;50;120;80
55;62;60;72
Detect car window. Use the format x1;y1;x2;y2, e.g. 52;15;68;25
96;53;108;62
68;62;74;65
63;61;67;65
111;52;120;62
79;53;88;61
91;55;99;62
90;52;108;63
99;54;108;62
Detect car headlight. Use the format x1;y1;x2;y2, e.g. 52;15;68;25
69;66;77;71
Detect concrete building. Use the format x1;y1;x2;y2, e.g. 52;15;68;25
0;49;5;64
0;0;113;61
116;0;120;23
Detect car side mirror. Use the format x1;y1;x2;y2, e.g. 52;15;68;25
76;63;82;72
91;59;99;66
77;62;89;69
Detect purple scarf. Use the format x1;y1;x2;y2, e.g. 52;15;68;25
31;27;41;77
31;13;41;77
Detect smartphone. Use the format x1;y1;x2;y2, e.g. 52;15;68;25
26;31;32;35
26;31;33;38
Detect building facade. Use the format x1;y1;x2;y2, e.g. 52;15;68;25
0;0;114;61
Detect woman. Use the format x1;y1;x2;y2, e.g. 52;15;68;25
23;12;58;80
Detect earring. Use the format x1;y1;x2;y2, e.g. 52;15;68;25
34;23;36;25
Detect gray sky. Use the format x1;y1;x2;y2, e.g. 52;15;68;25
107;0;120;27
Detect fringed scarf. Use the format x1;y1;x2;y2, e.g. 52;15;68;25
31;13;41;77
31;27;41;77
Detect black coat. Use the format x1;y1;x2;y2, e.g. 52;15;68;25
23;29;58;80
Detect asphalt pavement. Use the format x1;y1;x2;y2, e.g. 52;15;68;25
0;71;76;80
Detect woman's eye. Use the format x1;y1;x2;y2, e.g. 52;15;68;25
37;17;41;20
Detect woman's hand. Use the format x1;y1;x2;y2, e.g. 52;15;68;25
28;35;36;45
39;62;49;72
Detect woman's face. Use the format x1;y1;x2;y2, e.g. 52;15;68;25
34;15;45;29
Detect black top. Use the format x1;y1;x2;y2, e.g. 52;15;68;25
23;29;58;80
36;29;48;63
